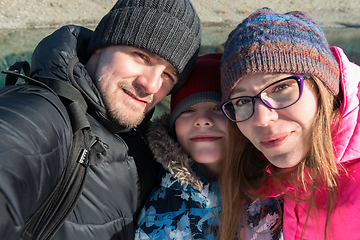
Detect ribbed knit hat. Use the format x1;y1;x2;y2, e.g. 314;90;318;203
170;53;222;132
88;0;202;94
221;7;340;102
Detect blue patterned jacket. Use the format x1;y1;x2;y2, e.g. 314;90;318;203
135;114;283;239
135;167;220;239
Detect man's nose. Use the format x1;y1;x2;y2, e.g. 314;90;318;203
136;66;164;95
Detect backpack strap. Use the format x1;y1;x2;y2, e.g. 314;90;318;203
3;64;88;132
4;61;30;86
1;61;107;239
20;128;92;240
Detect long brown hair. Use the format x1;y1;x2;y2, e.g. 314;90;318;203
219;76;342;240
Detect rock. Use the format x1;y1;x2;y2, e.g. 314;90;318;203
1;0;360;29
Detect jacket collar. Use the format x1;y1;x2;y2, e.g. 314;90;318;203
148;114;203;191
331;46;360;164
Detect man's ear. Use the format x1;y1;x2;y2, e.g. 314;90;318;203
86;48;102;80
95;48;102;54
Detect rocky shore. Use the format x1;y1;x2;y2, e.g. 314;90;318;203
1;0;360;29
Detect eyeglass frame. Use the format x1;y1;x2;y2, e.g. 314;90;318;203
220;74;310;123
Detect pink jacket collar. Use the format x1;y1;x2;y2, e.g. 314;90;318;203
331;46;360;164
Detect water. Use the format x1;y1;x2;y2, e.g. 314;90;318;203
1;25;360;117
2;25;360;86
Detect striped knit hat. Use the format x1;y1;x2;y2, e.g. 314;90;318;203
170;53;222;132
221;7;340;102
88;0;202;94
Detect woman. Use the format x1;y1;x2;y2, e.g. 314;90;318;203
219;8;360;240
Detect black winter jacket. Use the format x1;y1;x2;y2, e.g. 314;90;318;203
0;25;161;239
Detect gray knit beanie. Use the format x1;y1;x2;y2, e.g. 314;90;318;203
88;0;202;93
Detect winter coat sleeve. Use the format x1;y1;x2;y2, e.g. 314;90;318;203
0;85;72;239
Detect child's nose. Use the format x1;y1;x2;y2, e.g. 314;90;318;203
194;110;214;127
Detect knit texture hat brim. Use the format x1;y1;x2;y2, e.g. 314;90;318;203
221;8;340;101
170;91;222;134
169;53;223;132
88;0;202;93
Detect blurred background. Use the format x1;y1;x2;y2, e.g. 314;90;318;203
1;0;360;117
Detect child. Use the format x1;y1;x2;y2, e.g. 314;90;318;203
219;8;360;240
135;53;225;240
135;53;282;240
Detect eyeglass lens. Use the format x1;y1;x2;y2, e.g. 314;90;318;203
222;75;303;122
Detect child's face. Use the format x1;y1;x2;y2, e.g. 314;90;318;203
230;73;318;168
175;101;227;167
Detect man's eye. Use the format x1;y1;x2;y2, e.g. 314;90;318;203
136;52;149;62
163;72;176;84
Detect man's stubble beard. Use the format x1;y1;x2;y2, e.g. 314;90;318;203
101;81;153;129
106;102;145;128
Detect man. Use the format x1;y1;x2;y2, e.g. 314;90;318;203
0;0;201;239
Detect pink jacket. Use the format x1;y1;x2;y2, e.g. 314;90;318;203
283;47;360;239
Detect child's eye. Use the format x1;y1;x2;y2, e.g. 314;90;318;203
182;109;195;114
179;108;195;117
214;105;221;111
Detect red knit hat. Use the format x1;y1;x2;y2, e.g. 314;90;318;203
169;53;223;131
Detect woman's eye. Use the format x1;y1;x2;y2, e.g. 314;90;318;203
271;79;298;93
235;98;251;107
274;83;289;92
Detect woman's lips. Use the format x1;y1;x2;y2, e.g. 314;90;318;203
260;133;290;149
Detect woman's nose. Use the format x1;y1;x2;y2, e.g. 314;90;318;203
252;100;278;127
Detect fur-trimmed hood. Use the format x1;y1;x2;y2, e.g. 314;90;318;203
148;114;203;191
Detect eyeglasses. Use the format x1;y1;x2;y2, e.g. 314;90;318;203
220;75;309;122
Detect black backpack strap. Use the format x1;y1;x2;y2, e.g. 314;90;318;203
2;62;107;239
20;128;106;240
4;61;30;86
21;128;91;240
2;63;87;131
